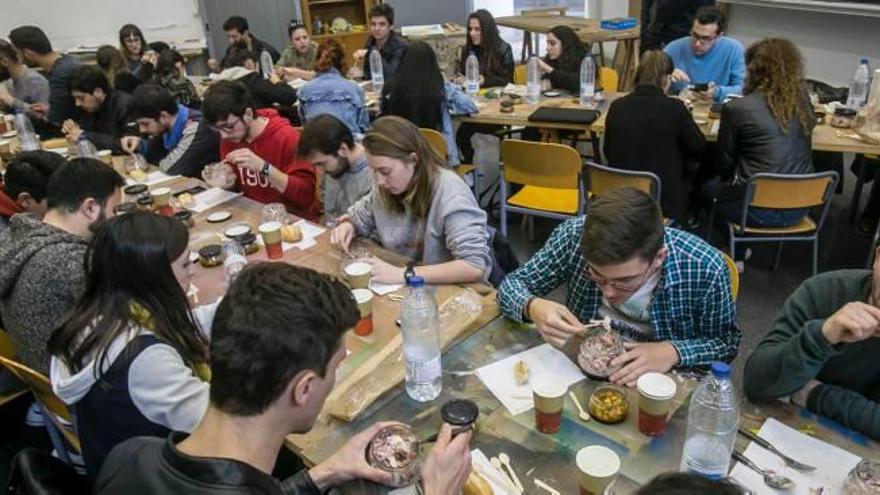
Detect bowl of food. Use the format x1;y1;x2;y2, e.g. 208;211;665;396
843;458;880;495
588;386;629;424
366;424;421;487
577;319;624;379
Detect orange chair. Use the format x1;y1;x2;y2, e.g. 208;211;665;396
0;329;28;407
419;128;477;192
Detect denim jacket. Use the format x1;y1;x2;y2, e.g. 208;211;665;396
297;69;370;135
441;81;479;166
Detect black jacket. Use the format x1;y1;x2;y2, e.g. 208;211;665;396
95;432;321;495
236;72;298;110
76;90;136;154
543;57;581;94
640;0;716;51
458;39;515;88
362;31;407;83
603;85;705;221
142;110;219;178
717;91;814;183
222;35;281;67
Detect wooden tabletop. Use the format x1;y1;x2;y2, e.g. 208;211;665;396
495;15;640;43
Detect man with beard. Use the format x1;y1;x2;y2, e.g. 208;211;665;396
297;114;373;221
0;158;123;373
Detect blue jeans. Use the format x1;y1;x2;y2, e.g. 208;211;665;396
702;178;808;228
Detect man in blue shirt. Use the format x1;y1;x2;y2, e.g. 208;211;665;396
663;6;744;102
498;188;740;387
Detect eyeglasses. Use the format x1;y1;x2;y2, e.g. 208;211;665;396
210;117;242;133
690;31;718;45
585;261;658;292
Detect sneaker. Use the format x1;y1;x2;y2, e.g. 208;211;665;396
686;216;702;230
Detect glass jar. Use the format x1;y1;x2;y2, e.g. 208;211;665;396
136;196;154;212
843;459;880;495
366;424;421;488
198;244;223;268
588;385;629;424
831;107;858;129
173;209;194;228
124;184;149;203
115;202;138;215
237;232;260;255
577;324;624;379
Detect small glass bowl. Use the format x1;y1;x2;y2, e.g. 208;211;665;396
588;386;629;424
366;424;421;487
577;326;625;379
843;458;880;495
198;244;223;268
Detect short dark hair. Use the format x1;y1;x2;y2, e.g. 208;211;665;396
9;26;52;55
581;187;664;265
288;22;308;38
69;65;111;94
149;41;171;54
155;49;185;78
47;158;125;213
209;263;359;415
695;6;726;33
130;84;178;120
202;80;252;123
370;4;395;25
223;42;257;69
636;473;744;495
4;151;65;202
0;39;20;64
298;114;355;158
223;16;249;34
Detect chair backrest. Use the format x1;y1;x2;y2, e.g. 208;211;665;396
501;139;582;189
0;328;16;359
599;67;619;93
720;251;740;301
514;64;527;85
419;128;448;161
747;172;838;209
585;162;661;202
0;356;72;423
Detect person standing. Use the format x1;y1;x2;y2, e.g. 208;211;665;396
219;16;280;69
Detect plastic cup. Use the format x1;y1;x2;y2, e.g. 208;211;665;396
637;372;677;436
343;261;371;289
531;373;566;434
351;288;374;336
576;446;620;495
259;221;283;259
97;149;113;165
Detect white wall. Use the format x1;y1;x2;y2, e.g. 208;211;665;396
727;4;880;87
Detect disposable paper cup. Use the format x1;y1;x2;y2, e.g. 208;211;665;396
150;187;172;206
351;288;374;336
637;373;677;436
259;221;283;259
576;446;620;495
532;373;566;434
343;261;372;289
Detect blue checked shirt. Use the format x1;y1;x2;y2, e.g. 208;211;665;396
497;217;740;366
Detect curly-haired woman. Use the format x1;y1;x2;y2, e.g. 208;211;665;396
703;37;815;228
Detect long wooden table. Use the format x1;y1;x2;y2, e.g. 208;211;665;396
495;14;640;90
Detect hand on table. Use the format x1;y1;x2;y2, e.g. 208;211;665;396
29;103;49;120
536;58;553;74
225;148;265;173
821;301;880;345
308;421;400;490
608;341;680;387
330;220;355;252
527;298;583;348
366;256;405;284
421;423;473;495
671;68;690;83
120;135;142;154
790;379;823;408
694;82;716;102
353;49;368;62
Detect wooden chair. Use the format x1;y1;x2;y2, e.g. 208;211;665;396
584;162;661;203
0;355;82;464
721;251;740;301
0;329;28;407
500;140;585;239
719;172;839;275
419;128;477;193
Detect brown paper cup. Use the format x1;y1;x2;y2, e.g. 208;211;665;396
97;149;113;165
150;187;172;207
343;261;372;289
259;221;282;244
351;288;374;336
532;373;566;434
637;373;677;436
576;446;620;495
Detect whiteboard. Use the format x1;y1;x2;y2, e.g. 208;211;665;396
0;0;207;53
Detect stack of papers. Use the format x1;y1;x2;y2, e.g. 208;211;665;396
125;170;178;187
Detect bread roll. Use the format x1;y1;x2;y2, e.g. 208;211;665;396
463;470;493;495
281;224;302;243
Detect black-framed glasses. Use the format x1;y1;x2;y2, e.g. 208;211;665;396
585;261;658;292
690;31;718;45
209;116;243;133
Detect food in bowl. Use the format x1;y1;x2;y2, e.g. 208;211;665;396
366;424;421;487
577;318;624;379
588;386;629;424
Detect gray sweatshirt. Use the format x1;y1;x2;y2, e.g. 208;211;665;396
324;155;373;220
347;168;491;280
3;67;50;119
0;214;88;373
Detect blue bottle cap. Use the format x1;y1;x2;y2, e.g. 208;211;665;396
407;276;425;287
861;58;869;64
710;362;731;378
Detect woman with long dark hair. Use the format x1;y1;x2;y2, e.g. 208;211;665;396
298;39;369;134
457;9;514;88
536;25;587;94
118;24;154;82
381;41;478;165
330;116;491;285
49;212;210;477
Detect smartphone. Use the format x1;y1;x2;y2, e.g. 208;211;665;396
174;185;206;197
692;82;710;92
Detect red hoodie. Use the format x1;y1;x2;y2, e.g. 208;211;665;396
0;185;24;219
220;109;317;221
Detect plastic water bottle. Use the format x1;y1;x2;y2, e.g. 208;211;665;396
369;49;384;94
680;362;739;480
846;58;870;109
580;55;596;106
400;276;442;402
13;111;40;151
76;135;98;158
221;239;247;283
260;50;274;79
465;52;480;96
526;55;540;105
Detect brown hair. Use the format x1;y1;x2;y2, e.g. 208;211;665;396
635;50;673;89
744;38;814;135
362;116;444;219
314;39;346;74
581;187;664;266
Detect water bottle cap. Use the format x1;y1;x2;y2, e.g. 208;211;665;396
407;276;425;287
861;58;869;64
710;362;731;378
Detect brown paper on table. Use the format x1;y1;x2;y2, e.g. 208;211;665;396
325;287;500;421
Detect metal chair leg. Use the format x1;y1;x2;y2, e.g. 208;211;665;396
850;155;869;223
528;216;535;242
813;239;819;276
706;200;717;244
772;242;783;270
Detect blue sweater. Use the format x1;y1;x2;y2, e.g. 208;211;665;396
664;36;745;102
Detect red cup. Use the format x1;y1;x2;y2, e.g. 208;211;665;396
352;289;373;336
259;221;283;260
636;373;677;436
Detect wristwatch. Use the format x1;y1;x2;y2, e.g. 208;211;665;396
260;162;271;177
404;262;416;284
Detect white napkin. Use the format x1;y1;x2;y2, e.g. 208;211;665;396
255;219;324;252
475;343;585;415
189;187;242;213
369;280;403;296
502;83;527;97
728;417;861;495
124;170;179;187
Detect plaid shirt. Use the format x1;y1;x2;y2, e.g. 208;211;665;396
497;217;740;366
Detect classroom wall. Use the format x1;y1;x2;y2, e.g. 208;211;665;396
392;0;470;26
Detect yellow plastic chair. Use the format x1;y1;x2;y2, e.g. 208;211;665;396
419;128;477;192
0;329;28;407
721;251;740;301
599;66;619;94
584;162;661;203
719;172;839;275
500;139;585;238
513;64;527;85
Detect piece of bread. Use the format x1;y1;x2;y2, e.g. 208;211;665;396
177;192;194;207
514;360;529;385
129;169;147;181
281;224;302;243
463;471;493;495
